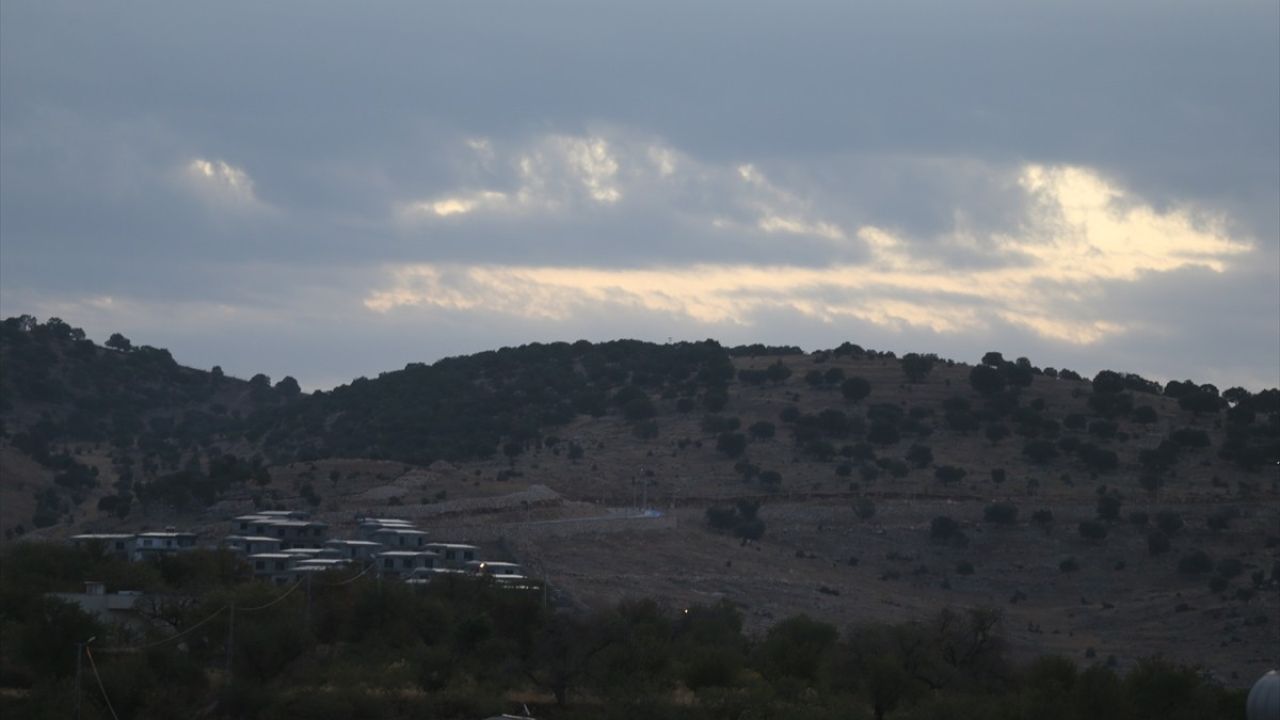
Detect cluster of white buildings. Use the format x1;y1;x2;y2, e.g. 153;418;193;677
74;510;531;589
70;528;197;562
226;512;531;586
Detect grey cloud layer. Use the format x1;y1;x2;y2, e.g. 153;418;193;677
1;1;1276;390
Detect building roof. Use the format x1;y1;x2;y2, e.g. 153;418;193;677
377;550;438;557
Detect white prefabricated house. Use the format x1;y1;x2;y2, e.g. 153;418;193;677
424;543;478;569
323;539;384;561
70;533;136;560
221;535;285;556
370;527;429;549
376;550;440;578
132;531;197;561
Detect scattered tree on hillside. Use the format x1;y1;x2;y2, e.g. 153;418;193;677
841;377;871;403
900;353;936;383
105;332;133;352
969;365;1006;396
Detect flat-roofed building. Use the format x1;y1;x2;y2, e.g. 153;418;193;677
132;530;197;561
356;518;415;539
221;535;284;556
376;550;439;577
255;519;329;549
465;560;523;577
370;527;428;549
248;552;296;583
49;581;146;626
424;543;478;568
255;510;310;520
324;539;383;561
70;533;136;560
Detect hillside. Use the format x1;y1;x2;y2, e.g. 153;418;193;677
1;315;1278;682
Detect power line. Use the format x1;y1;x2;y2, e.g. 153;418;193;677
85;647;121;720
319;560;376;586
238;578;302;612
96;577;301;655
96;605;226;654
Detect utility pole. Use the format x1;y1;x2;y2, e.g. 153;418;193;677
225;601;235;679
74;636;95;720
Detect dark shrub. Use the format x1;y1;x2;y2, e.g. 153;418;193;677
1131;405;1158;424
716;432;747;458
702;415;741;433
1177;550;1213;575
983;502;1018;525
1217;557;1243;578
1170;428;1210;449
1078;521;1108;542
1155;512;1184;535
1096;493;1122;521
1023;439;1058;464
931;515;962;543
905;444;933;468
1147;531;1171;556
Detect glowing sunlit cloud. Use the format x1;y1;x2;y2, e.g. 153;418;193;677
732;163;850;243
401;132;849;248
1008;164;1248;279
402;134;627;220
757;215;846;241
183;157;261;207
403;190;509;218
370;163;1253;347
558;136;621;203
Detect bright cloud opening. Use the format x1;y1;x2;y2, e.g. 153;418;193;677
371;163;1251;347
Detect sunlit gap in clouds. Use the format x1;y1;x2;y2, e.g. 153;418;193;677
369;158;1250;347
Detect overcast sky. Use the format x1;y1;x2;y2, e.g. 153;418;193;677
2;1;1277;391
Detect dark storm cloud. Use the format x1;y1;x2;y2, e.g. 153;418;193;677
1;1;1275;389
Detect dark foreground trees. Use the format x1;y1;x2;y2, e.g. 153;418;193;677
0;542;1249;720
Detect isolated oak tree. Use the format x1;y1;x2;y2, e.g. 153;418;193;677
900;353;936;383
105;332;132;352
